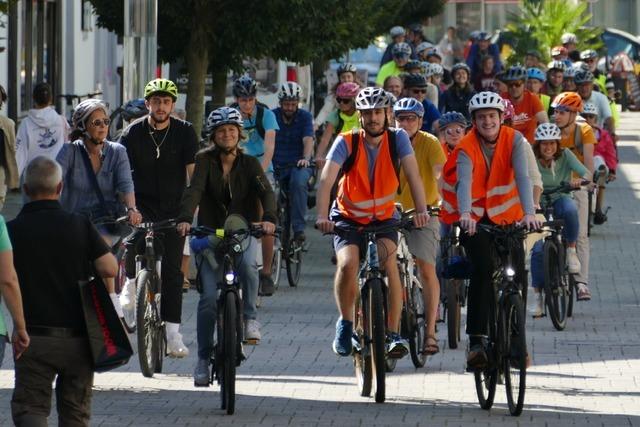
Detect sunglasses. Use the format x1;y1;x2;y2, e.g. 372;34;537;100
554;105;573;113
445;126;464;135
89;118;111;127
396;115;419;123
336;97;353;104
411;88;427;94
507;81;524;88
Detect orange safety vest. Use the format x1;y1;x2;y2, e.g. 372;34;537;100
441;142;455;158
336;130;400;224
441;126;524;225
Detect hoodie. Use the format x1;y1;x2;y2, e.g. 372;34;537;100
15;106;69;174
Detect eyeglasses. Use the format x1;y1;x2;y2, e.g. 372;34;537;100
581;114;597;120
411;88;427;94
396;115;419;123
445;126;464;135
89;118;111;127
336;97;353;104
507;81;524;88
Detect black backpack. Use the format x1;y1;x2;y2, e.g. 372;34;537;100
342;129;400;181
229;101;269;140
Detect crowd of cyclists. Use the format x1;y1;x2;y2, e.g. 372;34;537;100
0;23;626;421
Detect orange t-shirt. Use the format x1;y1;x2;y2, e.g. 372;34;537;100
502;90;544;143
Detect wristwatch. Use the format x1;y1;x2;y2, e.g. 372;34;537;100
127;207;139;213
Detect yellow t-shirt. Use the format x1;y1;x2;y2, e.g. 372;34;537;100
560;122;597;164
397;131;447;208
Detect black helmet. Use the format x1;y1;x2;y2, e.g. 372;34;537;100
232;75;257;98
403;73;428;88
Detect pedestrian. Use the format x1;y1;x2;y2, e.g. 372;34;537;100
0;84;19;211
437;26;464;69
8;156;117;426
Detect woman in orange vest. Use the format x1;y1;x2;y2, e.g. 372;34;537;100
441;91;542;370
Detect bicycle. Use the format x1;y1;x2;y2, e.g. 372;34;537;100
463;222;529;416
57;91;104;123
190;215;272;415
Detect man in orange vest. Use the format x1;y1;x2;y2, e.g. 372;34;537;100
441;91;541;370
315;87;430;358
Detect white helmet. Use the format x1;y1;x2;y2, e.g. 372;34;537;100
72;99;109;131
355;87;391;110
390;26;405;37
582;102;598;116
426;63;444;77
468;91;505;115
561;32;578;44
206;106;243;132
534;123;562;141
415;41;433;55
278;81;302;101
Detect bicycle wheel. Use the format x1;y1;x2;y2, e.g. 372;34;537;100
271;238;282;289
504;294;527;416
543;241;568;331
587;190;594;237
286;239;303;287
474;291;497;410
353;296;372;397
567;274;576;318
408;278;427;368
368;279;386;403
154;322;165;374
116;245;136;332
220;291;238;415
136;270;158;377
446;279;461;349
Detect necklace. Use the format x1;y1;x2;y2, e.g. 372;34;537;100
148;120;171;159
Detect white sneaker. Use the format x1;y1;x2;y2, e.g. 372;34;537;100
566;247;581;274
244;319;261;344
120;278;136;310
532;293;545;318
167;332;189;358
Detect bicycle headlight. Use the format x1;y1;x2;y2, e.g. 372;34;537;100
505;267;516;278
225;273;235;284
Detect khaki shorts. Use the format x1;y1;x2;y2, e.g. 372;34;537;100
405;218;440;265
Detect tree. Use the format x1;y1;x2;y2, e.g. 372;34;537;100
504;0;603;66
89;0;445;136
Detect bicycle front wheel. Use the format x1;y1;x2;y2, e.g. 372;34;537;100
353;296;372;397
220;291;238;415
286;239;303;287
543;241;568;331
271;239;282;289
408;278;427;368
368;279;386;403
136;270;158;377
116;245;136;332
446;279;461;349
504;293;527;416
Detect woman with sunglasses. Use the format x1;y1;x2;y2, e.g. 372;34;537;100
56;99;142;317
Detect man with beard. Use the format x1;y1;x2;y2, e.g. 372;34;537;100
119;78;198;358
272;82;314;242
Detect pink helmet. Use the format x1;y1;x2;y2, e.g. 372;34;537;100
502;98;515;121
336;82;360;98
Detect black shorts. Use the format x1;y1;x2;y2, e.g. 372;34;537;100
331;215;399;254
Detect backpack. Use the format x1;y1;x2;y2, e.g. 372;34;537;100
342;129;400;181
229;101;269;140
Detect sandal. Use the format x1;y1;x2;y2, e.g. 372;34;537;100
576;283;592;301
422;335;440;355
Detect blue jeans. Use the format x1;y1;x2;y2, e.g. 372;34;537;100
195;237;259;360
277;167;312;233
0;335;6;368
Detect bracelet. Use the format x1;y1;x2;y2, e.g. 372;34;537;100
127;207;139;213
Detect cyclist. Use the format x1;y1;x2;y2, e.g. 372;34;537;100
561;33;580;62
272;82;314;242
551;92;595;301
440;91;541;369
551;45;572;68
176;107;276;385
472;55;497;92
438;111;467;158
402;73;441;134
376;42;412;87
563;66;578;92
420;64;440;106
527;67;551;113
574;70;616;139
383;75;404;100
315;87;430;358
415;41;434;62
501;65;549;143
580;49;606;93
425;62;446;102
544;60;566;100
425;49;453;86
315;82;360;169
524;49;543;69
119;78;198;358
529;122;589;316
440;63;476;120
315;63;361;130
380;26;407;67
466;31;502;77
394;97;447;355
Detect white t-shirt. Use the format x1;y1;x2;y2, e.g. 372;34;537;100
584;91;611;128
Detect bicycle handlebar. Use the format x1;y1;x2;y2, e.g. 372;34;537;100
189;224;280;239
541;180;591;197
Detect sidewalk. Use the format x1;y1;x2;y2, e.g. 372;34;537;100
1;113;640;426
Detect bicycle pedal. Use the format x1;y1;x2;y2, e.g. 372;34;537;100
243;338;260;345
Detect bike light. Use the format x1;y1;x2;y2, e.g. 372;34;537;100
506;267;516;278
225;273;235;283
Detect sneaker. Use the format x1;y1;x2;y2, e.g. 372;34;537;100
244;319;261;344
566;247;581;274
466;343;488;371
193;359;210;387
119;278;136;310
532;292;545;318
332;318;353;356
167;332;189;358
294;231;306;242
258;274;275;297
576;282;592;301
386;332;409;359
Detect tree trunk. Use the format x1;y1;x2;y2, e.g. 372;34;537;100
184;2;209;139
210;65;227;110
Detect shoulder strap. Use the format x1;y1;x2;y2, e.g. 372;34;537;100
574;123;583;154
388;129;399;180
336;113;345;134
78;144;110;216
255;105;265;140
342;129;360;174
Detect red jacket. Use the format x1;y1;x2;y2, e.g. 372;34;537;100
593;127;618;171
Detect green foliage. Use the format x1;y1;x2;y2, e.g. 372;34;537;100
505;0;603;66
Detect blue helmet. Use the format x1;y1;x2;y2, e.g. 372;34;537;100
393;97;425;118
527;67;546;82
438;111;467;129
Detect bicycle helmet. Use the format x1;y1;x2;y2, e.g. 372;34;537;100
563;67;578;79
551;46;568;57
426;48;442;60
393;97;425;118
144;78;178;101
502;65;528;82
206;106;244;132
336;82;360;98
392;42;412;57
527;67;546;82
525;49;542;59
438;111;467;129
415;41;433;55
278;81;302;101
502;98;515;121
405;60;424;72
355;87;391;110
428;63;444;76
476;31;492;41
390;26;405;37
574;70;594;84
580;49;598;60
561;32;578;44
72;99;109;131
547;60;566;72
337;62;357;76
451;62;471;76
232;75;257;98
551;92;583;112
121;98;147;121
468;91;505;114
534;123;562;141
385;91;398;106
403;73;428;88
582;102;598;116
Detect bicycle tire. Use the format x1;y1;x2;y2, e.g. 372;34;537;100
587;190;594;237
271;238;282;289
136;270;157;377
567;274;576;318
368;279;386;403
286;239;303;287
354;296;372;397
542;241;568;331
474;288;497;410
504;294;527;416
154;323;165;374
408;278;427;368
116;245;136;332
220;291;237;415
446;279;461;349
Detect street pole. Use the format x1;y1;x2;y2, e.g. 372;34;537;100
123;0;157;103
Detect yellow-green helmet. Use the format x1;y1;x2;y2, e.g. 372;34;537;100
144;78;178;101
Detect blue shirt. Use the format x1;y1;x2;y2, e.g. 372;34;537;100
56;140;135;216
241;105;279;171
272;107;314;166
421;99;441;134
